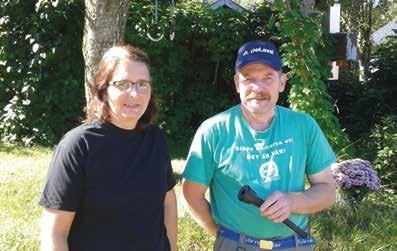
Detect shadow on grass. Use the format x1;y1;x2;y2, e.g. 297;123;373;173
0;143;33;155
0;143;53;156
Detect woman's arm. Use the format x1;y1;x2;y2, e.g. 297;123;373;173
40;208;75;251
164;189;177;251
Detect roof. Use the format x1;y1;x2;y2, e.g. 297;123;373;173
207;0;268;12
209;0;248;12
372;21;397;45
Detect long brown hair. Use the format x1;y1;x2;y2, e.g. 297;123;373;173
85;44;157;131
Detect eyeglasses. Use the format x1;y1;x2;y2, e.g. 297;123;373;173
109;80;151;93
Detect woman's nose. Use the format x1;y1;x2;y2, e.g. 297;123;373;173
127;86;139;97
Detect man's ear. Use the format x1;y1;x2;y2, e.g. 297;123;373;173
279;73;287;92
234;74;240;93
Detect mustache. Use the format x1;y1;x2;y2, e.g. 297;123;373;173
246;92;271;100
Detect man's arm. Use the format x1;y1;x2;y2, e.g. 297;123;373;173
164;189;177;251
260;167;336;223
290;167;337;214
40;208;75;251
182;180;218;237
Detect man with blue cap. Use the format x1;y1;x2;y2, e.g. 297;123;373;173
182;40;337;251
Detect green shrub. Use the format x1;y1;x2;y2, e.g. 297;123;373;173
271;0;354;159
0;0;85;146
327;39;397;190
360;115;397;191
126;0;275;157
328;39;397;141
1;0;352;160
369;38;397;115
326;67;384;141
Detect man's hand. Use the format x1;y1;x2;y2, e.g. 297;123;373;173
259;167;336;223
259;191;293;223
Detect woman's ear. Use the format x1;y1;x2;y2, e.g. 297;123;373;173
101;90;108;102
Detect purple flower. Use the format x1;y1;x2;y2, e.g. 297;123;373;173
331;158;381;192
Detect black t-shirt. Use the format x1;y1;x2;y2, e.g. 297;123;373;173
39;122;176;251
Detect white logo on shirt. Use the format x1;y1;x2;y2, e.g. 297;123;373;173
254;139;266;149
259;159;280;183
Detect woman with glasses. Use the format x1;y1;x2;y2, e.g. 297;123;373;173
39;45;177;251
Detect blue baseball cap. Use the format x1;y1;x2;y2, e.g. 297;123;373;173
235;40;282;71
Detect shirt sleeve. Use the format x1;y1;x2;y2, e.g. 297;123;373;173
182;122;216;186
304;115;336;175
157;126;176;191
166;161;177;191
39;134;87;212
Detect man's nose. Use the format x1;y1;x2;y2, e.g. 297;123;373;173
251;81;269;90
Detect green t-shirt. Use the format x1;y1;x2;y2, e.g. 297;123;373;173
182;105;336;238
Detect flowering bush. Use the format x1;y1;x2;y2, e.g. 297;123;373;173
332;158;381;204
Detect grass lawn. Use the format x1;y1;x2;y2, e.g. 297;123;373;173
0;143;396;250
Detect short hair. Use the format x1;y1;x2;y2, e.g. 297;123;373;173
85;44;157;131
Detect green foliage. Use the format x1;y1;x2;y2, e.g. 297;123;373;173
3;0;387;168
359;115;397;191
0;0;85;146
270;0;354;159
371;0;397;31
339;0;397;80
126;0;274;157
327;67;381;140
369;38;397;114
327;39;396;185
327;38;396;141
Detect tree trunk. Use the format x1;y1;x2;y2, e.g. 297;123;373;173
361;0;374;82
282;0;316;15
82;0;129;106
301;0;315;16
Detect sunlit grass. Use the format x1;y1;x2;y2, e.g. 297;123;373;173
0;143;52;251
312;192;397;251
0;143;396;251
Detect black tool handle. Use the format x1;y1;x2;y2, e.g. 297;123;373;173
238;185;308;238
